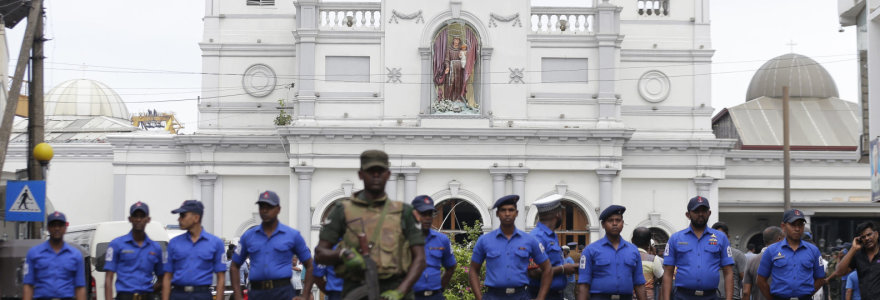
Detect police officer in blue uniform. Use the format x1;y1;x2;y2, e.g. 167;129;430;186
313;249;344;300
231;190;314;300
469;195;553;300
162;200;227;300
23;211;87;300
756;209;826;300
411;195;457;300
528;194;578;300
661;196;734;300
105;202;165;300
577;205;647;300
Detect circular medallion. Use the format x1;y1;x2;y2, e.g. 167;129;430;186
242;64;277;98
638;70;670;103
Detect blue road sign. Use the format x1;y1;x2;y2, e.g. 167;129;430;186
5;180;46;222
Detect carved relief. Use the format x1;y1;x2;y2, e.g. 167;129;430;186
388;10;424;24
242;64;277;98
638;70;671;103
509;67;525;84
488;13;522;28
386;67;402;83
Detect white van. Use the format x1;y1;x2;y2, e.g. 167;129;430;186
65;221;169;300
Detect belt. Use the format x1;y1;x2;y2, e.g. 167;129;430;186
415;289;443;297
116;292;154;300
772;296;811;300
675;287;716;297
250;277;292;290
171;285;211;293
591;294;634;300
35;298;73;300
486;286;527;295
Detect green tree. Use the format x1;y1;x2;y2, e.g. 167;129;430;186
443;220;485;300
274;98;292;126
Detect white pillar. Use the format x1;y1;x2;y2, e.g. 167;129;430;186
693;176;717;226
404;173;418;203
294;0;318;117
294;166;315;245
596;169;618;211
511;171;528;229
113;174;126;221
489;170;507;229
385;174;399;200
197;173;218;233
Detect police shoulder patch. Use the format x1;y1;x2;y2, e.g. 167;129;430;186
727;246;732;258
579;255;586;269
105;247;114;262
664;243;670;256
22;261;28;276
539;242;545;253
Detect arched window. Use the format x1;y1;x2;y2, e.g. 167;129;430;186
433;198;482;244
649;227;670;255
320;198;347;225
534;200;590;252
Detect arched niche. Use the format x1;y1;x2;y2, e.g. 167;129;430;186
525;189;600;243
429;186;492;230
418;10;493;117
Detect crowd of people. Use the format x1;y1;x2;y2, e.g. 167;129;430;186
18;149;879;300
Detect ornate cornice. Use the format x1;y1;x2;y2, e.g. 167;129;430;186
277;126;634;143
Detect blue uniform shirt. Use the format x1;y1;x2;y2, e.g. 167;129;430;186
846;271;861;300
663;226;734;290
578;237;646;294
104;232;166;293
564;256;576;283
313;263;343;292
164;229;226;286
413;229;457;292
471;228;548;288
757;239;825;297
528;222;568;291
232;222;311;281
23;241;86;298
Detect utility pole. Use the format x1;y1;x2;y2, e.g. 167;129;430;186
26;5;46;238
0;0;43;179
783;86;791;211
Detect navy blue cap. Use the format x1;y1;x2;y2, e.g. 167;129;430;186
493;195;519;209
130;201;149;216
256;190;280;206
411;195;435;213
171;200;204;215
47;211;67;223
599;205;626;221
804;231;813;240
687;196;710;211
783;209;806;223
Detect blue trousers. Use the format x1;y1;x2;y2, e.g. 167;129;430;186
673;291;718;300
484;290;530;300
325;291;343;300
529;288;565;300
249;285;294;300
414;292;445;300
170;290;211;300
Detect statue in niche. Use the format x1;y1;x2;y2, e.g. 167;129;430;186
432;22;480;114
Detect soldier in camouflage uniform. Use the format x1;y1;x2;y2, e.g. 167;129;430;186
314;150;427;300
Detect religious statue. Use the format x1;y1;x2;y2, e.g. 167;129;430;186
432;22;480;114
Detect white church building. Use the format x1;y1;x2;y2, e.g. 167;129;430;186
2;0;873;252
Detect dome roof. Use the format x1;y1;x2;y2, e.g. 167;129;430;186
45;79;130;120
745;53;839;101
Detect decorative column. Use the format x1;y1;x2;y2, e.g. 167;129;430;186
510;170;528;229
294;166;315;244
294;0;318;117
596;169;618;212
693;176;717;225
404;173;418;202
489;170;508;229
481;48;493;114
385;174;399;200
197;173;218;233
419;48;432;114
595;1;623;123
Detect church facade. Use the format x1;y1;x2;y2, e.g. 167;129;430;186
4;0;870;251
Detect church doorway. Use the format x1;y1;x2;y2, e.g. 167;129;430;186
433;198;482;244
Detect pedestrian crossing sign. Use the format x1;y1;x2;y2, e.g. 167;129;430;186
5;181;46;222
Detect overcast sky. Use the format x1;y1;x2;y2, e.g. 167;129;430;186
5;0;858;133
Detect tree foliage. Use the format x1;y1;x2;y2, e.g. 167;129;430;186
443;220;485;300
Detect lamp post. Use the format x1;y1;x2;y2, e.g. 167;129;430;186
32;142;52;238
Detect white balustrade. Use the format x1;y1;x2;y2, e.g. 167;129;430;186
637;0;670;16
318;3;381;30
530;8;595;34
